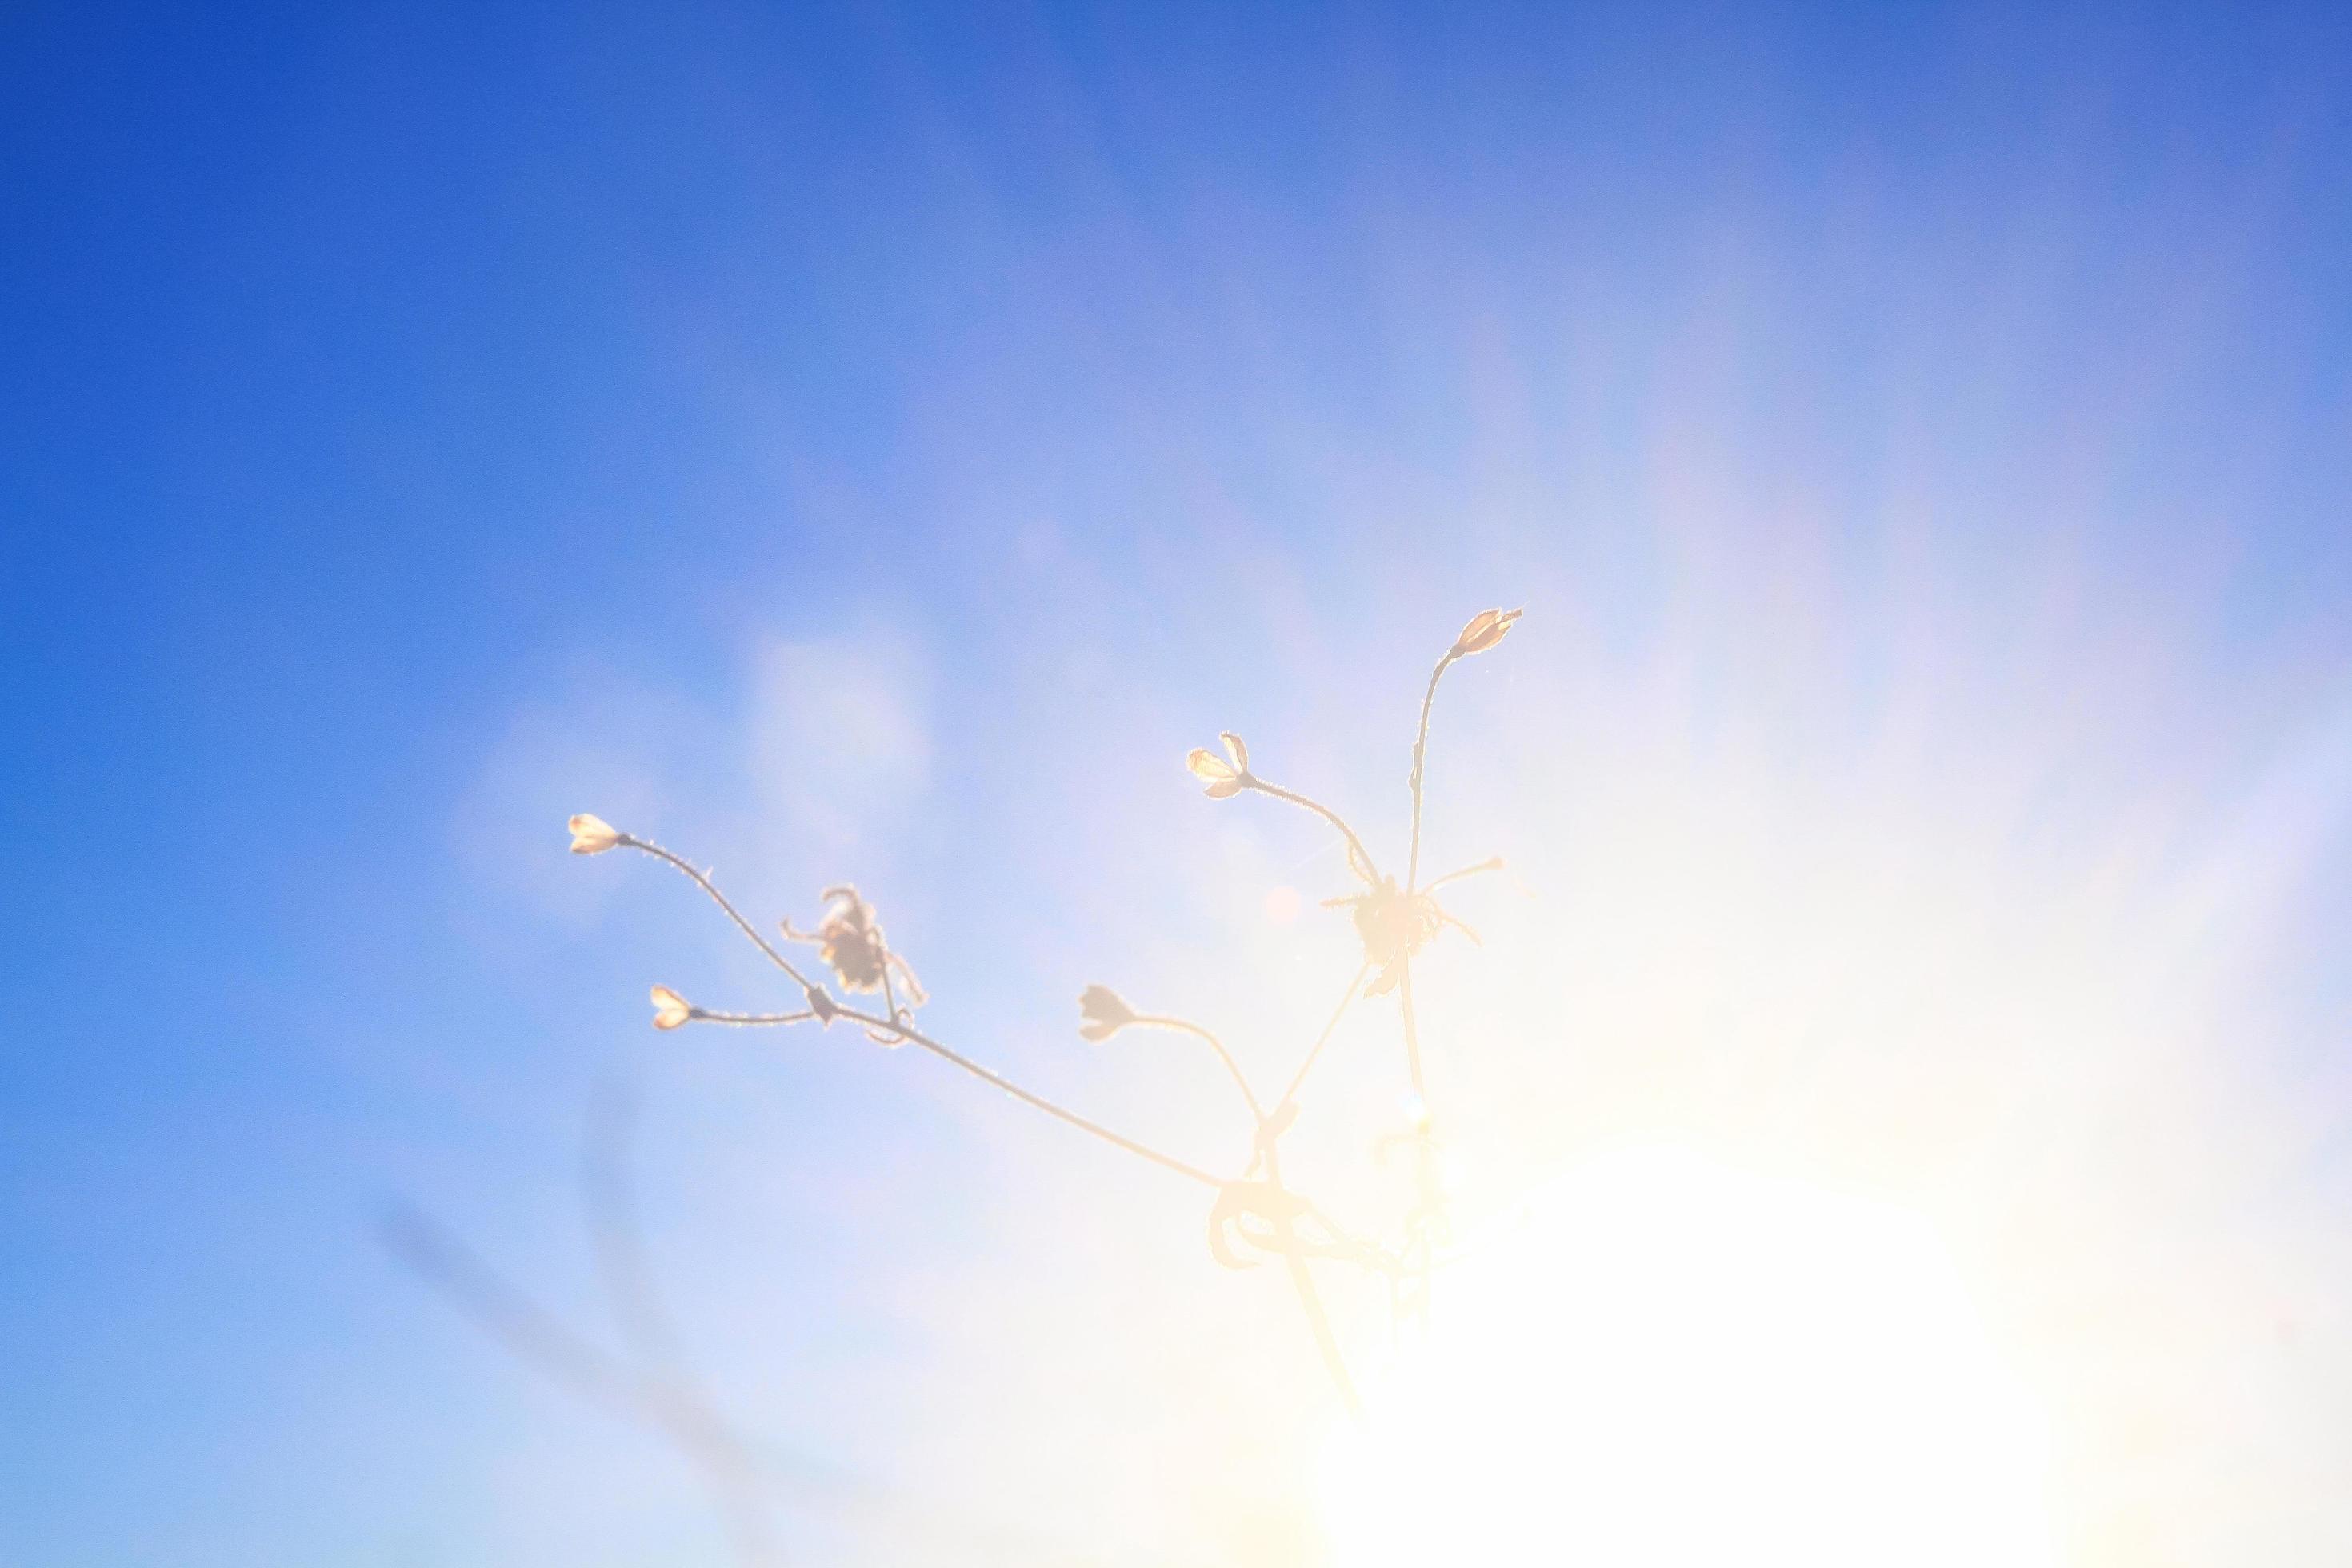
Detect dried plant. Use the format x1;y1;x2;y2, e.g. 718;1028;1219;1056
560;606;1522;1416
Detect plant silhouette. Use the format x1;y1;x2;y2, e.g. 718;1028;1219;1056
565;606;1522;1412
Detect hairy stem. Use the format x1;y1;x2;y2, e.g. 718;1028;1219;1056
1395;958;1427;1100
1275;962;1374;1113
1396;652;1460;1100
1404;654;1457;898
1242;778;1382;884
1136;1016;1264;1123
621;836;818;990
1260;1141;1362;1418
832;1004;1224;1190
1423;854;1503;893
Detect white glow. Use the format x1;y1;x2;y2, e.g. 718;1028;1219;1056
1324;1146;2057;1567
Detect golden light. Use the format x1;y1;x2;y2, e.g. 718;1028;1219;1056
1324;1144;2058;1566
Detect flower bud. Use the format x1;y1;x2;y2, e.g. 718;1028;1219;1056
1186;747;1244;799
1077;983;1139;1042
1450;606;1523;658
568;814;623;854
649;985;693;1030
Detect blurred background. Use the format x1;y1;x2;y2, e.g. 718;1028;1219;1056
5;2;2350;1562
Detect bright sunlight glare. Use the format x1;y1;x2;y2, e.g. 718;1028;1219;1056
1324;1145;2058;1567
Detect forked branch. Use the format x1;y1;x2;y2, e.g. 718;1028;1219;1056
558;606;1524;1420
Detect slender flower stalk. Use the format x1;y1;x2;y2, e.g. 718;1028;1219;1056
1275;962;1374;1114
1398;610;1521;1092
1130;1014;1264;1124
596;829;822;992
1241;776;1382;886
828;1001;1224;1190
558;606;1523;1422
1187;732;1383;884
1424;854;1504;893
1257;1134;1362;1418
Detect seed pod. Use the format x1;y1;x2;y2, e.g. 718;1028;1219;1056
1186;746;1244;799
1077;984;1139;1042
649;986;693;1030
1450;606;1523;658
568;814;623;854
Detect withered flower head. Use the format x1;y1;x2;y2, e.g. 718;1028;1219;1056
811;886;887;991
1186;737;1248;799
568;814;623;854
1326;876;1446;997
789;885;927;1007
1450;606;1523;658
649;985;693;1030
1077;984;1138;1042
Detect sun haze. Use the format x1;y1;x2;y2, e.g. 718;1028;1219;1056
7;3;2352;1566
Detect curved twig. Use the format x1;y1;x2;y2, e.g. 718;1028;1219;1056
1241;777;1382;885
830;1003;1225;1190
1258;1142;1362;1418
1423;855;1503;893
1274;962;1374;1114
620;836;818;990
1134;1014;1264;1124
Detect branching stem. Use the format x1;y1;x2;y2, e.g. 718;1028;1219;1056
1258;1140;1362;1418
621;836;818;990
1243;777;1382;884
1135;1015;1263;1123
1396;651;1460;1099
830;1003;1225;1190
1424;855;1503;893
1405;654;1458;898
1275;962;1373;1114
566;611;1521;1444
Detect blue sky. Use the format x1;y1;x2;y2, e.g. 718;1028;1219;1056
6;2;2351;1563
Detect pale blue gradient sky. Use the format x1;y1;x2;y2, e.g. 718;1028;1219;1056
5;2;2351;1562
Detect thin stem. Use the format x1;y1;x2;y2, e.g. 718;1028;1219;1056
1396;954;1427;1099
1260;1141;1362;1418
1397;651;1460;1099
864;958;911;1045
621;837;818;990
1274;962;1374;1113
1434;910;1482;946
1404;654;1458;899
692;1008;818;1027
1242;778;1382;884
1135;1015;1263;1123
1423;854;1503;893
832;1005;1224;1190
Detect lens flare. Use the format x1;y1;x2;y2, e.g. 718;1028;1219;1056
1324;1145;2057;1567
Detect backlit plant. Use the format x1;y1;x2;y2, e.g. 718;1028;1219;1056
562;606;1522;1413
